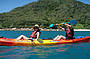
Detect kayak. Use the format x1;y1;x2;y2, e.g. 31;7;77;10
0;36;90;46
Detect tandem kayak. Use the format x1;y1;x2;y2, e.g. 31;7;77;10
0;36;90;46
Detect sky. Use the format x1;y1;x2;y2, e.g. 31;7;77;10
77;0;90;4
0;0;37;13
0;0;90;13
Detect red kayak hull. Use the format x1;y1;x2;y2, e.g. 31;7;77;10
0;36;90;46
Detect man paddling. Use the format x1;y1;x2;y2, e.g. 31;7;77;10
54;22;74;40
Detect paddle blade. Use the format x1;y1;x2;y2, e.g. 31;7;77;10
69;20;77;25
49;24;54;28
37;39;43;43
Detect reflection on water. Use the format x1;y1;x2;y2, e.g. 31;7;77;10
0;44;72;59
0;43;90;59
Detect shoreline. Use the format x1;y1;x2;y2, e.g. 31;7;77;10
0;28;90;31
74;29;90;31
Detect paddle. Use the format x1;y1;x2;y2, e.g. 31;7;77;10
68;19;77;25
49;20;77;28
37;39;43;43
28;38;43;43
49;24;62;28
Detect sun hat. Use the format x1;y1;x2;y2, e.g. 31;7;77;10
34;24;39;27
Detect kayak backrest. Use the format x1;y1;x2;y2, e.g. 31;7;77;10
75;36;85;39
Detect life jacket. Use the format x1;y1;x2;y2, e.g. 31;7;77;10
30;31;41;38
66;27;74;38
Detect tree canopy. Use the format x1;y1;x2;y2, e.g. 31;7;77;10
0;0;90;29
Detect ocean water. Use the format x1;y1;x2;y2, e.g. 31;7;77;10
0;31;90;59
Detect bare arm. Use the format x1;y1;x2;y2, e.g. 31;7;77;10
58;26;65;31
36;32;40;39
64;23;72;28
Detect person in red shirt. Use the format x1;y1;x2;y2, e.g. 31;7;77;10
30;24;41;40
16;24;41;41
54;23;74;40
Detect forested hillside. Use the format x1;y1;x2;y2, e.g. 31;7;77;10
0;0;90;28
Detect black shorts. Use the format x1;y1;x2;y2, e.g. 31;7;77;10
66;37;74;40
